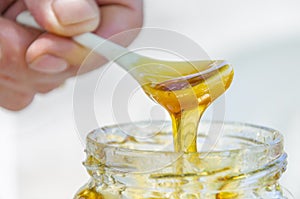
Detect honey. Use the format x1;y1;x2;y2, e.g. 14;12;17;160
141;61;233;152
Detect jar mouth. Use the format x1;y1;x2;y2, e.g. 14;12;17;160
87;120;283;154
82;121;288;197
85;120;285;175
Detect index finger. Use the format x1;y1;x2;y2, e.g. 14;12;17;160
24;0;100;36
94;0;143;46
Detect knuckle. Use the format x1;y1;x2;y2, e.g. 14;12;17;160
0;1;16;13
2;92;34;111
13;93;34;110
34;82;62;94
0;18;38;73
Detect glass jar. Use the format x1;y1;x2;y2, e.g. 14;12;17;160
74;121;293;199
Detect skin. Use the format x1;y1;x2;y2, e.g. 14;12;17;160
0;0;143;111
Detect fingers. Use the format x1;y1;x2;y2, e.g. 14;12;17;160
0;17;36;110
95;0;143;45
0;84;34;111
0;17;75;110
0;74;35;111
0;17;37;79
26;33;106;75
1;0;27;20
24;0;100;36
0;0;16;13
0;0;143;111
0;1;104;111
26;0;143;76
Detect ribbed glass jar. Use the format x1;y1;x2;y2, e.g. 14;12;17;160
74;121;292;199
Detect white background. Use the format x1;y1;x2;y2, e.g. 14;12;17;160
0;0;300;198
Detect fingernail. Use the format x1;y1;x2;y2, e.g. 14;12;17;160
29;54;68;74
52;0;98;25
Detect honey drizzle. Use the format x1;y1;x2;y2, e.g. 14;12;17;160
75;61;234;198
142;61;233;152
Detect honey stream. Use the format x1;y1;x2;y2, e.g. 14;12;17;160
76;60;234;198
142;61;233;152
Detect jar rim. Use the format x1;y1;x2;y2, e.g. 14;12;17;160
85;120;285;174
86;120;283;155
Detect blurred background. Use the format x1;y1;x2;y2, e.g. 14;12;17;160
1;0;300;198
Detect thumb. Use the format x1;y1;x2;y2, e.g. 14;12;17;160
24;0;100;36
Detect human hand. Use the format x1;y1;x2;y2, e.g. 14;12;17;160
0;0;143;111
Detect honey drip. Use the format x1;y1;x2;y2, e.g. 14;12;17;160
75;60;234;198
142;60;233;152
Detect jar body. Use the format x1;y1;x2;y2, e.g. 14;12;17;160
75;175;289;199
74;121;292;199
